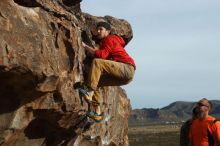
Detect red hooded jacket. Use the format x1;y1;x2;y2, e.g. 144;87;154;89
95;35;136;69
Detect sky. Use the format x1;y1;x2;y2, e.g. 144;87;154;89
81;0;220;109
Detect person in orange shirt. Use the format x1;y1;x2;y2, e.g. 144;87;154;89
189;98;220;146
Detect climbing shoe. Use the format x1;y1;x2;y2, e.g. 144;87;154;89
86;111;103;123
78;88;93;103
78;88;99;105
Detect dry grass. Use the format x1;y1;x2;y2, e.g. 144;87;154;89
128;123;181;146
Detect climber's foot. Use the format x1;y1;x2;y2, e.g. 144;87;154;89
78;88;93;103
78;88;99;105
86;111;103;123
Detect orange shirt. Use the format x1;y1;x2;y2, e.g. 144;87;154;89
189;116;220;146
210;120;220;145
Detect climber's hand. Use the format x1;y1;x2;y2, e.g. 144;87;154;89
82;42;87;48
81;42;96;57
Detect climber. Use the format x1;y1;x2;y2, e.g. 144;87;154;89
80;21;136;122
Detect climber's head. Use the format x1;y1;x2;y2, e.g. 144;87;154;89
96;21;111;39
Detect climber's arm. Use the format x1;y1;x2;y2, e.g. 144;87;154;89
82;42;98;56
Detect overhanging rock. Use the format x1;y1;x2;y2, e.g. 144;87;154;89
0;0;132;145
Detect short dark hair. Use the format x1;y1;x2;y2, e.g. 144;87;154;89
96;21;111;30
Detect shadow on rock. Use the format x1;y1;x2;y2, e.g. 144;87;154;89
0;68;45;114
24;109;92;146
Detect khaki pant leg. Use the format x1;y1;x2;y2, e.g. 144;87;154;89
92;88;102;105
86;58;135;104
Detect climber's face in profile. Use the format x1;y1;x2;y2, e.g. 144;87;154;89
97;26;110;39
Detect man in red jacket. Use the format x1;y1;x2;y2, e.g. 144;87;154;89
81;21;135;122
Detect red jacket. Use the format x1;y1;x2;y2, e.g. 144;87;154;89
95;35;136;69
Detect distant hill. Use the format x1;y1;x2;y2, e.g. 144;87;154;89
129;100;220;124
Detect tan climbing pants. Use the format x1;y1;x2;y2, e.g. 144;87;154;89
86;58;135;105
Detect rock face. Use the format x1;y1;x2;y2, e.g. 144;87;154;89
0;0;132;145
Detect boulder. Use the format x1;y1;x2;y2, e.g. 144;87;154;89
0;0;132;145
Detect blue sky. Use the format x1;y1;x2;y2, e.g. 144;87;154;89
81;0;220;109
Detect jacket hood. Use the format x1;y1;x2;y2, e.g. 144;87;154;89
108;35;125;47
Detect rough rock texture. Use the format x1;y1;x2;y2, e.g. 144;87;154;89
0;0;132;146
